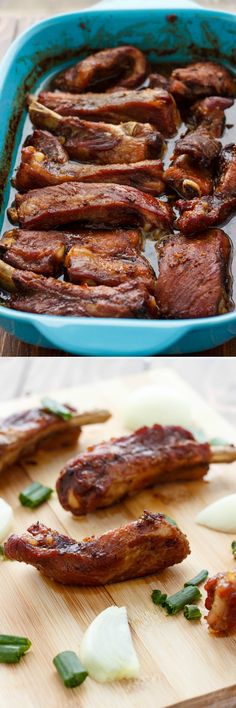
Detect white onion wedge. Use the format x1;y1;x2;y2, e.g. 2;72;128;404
0;497;13;542
122;385;192;430
80;606;139;683
196;493;236;533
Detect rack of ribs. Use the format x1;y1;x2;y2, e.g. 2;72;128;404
176;142;236;234
0;228;142;276
28;101;165;164
0;405;110;475
37;88;180;137
4;512;190;585
155;229;233;318
14;144;165;194
205;571;236;634
53;45;149;93
8;182;173;231
55;424;236;515
0;260;158;318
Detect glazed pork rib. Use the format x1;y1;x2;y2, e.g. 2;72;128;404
169;62;235;101
56;424;236;515
53;46;149;93
8;182;173;232
65;245;156;290
155;229;233;318
14;145;165;195
190;97;234;138
29;102;164;164
4;512;190;585
37;88;180;137
0;405;110;475
0;260;158;318
0;228;142;276
205;571;236;634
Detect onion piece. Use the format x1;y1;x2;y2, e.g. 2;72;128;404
80;606;139;683
196;493;236;533
122;385;192;430
0;498;13;542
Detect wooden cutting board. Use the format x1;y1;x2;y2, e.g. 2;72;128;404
1;368;236;708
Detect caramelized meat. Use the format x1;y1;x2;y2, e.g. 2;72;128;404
0;227;142;274
0;406;110;475
14;145;165;195
9;182;173;231
148;72;170;91
4;513;190;585
190;96;234;138
216;144;236;194
164;154;212;198
0;261;158;318
66;244;156;290
156;230;232;318
53;46;148;93
56;424;210;515
176;195;236;235
170;62;235;101
29;102;164;164
37;88;180;137
25;129;68;163
205;571;236;634
174;127;220;167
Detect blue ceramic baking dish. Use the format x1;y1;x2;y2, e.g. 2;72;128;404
1;0;236;355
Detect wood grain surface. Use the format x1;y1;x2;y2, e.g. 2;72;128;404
0;7;236;356
1;367;236;708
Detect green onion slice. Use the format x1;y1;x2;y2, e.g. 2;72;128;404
0;635;31;651
19;482;53;508
183;605;202;620
231;541;236;557
151;589;167;606
53;650;88;688
164;586;202;615
0;645;26;663
162;515;177;527
184;569;209;587
41;398;73;420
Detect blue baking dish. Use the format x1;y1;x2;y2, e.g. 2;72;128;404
0;0;236;355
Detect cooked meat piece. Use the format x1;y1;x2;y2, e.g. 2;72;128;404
216;144;236;194
14;145;165;195
29;101;164;164
176;195;236;235
66;244;156;290
174;127;220;167
156;230;232;318
0;406;110;475
53;46;148;93
205;571;236;634
4;513;190;585
56;424;211;515
0;261;158;319
0;229;66;276
164;154;213;198
25;129;68;163
148;72;170;91
0;228;142;274
8;182;173;231
170;62;235;101
190;96;234;138
37;88;180;137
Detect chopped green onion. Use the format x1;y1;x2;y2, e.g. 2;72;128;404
0;545;5;557
0;635;31;651
41;398;73;420
231;541;236;557
162;515;177;527
163;586;202;615
53;650;88;688
0;645;25;663
151;589;167;606
184;569;209;587
183;605;202;620
19;481;53;508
